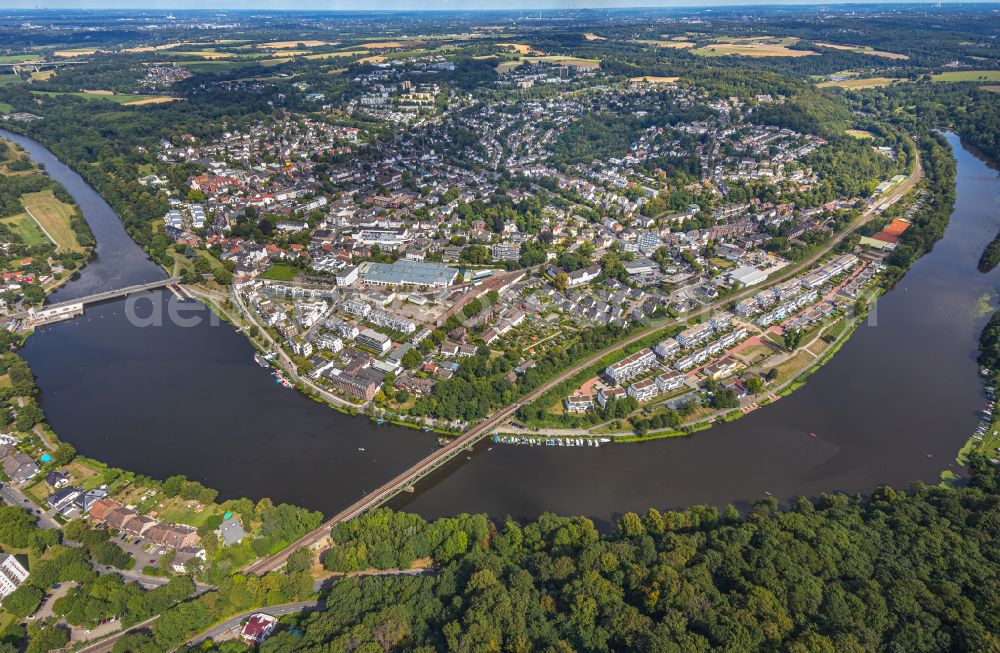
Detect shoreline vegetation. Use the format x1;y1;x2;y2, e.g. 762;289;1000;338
979;228;1000;273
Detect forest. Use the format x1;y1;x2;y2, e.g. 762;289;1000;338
210;461;1000;653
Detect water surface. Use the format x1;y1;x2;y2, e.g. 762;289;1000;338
13;130;1000;527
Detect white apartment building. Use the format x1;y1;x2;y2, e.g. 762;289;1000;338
0;554;28;600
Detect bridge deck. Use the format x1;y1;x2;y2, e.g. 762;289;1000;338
15;277;181;321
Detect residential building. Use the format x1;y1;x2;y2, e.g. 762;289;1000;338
355;328;391;354
241;613;278;645
565;395;594;413
676;323;714;349
370;309;416;334
654;338;680;360
605;348;657;384
627;378;659;402
331;368;383;401
656;371;686;392
596;387;627;409
0;554;29;600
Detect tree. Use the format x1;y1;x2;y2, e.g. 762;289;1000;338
784;327;803;351
401;348;424;370
554;272;569;291
745;376;764;394
3;584;43;618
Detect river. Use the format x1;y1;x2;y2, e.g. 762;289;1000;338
9;129;1000;529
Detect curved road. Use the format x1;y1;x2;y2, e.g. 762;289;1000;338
242;152;923;576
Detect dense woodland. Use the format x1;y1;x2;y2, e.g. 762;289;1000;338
185;462;1000;653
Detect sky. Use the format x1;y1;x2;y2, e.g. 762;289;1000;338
0;0;993;10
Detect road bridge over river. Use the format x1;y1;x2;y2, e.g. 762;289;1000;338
7;277;181;327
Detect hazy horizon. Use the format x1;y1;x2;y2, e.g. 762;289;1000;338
1;0;998;12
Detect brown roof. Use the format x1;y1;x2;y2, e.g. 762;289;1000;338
89;498;122;522
146;523;199;548
104;507;138;530
122;515;158;536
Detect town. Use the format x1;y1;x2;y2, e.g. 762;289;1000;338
131;62;911;439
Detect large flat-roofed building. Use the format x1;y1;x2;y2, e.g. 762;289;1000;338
357;260;458;288
356;328;392;355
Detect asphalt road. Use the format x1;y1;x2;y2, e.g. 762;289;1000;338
186;600;323;646
0;482;58;529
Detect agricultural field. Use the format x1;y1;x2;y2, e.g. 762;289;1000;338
817;76;903;89
20;189;84;251
259;40;334;48
496;43;539;55
693;38;817;58
52;48;97;57
629;76;680;84
31;90;179;105
813;42;909;60
931;70;1000;83
845;129;877;139
583;33;606;41
632;40;695;49
983;86;1000;93
359;40;426;49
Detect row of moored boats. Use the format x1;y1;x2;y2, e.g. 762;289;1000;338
492;435;611;447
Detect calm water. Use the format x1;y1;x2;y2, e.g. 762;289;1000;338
11;129;1000;527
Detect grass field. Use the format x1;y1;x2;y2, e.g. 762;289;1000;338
817;77;902;89
0;101;12;113
304;50;370;61
29;70;55;82
360;40;426;49
261;264;300;281
0;54;40;63
1;213;50;246
260;39;333;48
694;42;817;57
496;60;523;73
813;42;909;60
583;33;606;41
523;55;600;68
21;189;83;251
845;129;877;138
931;70;1000;83
633;39;695;49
